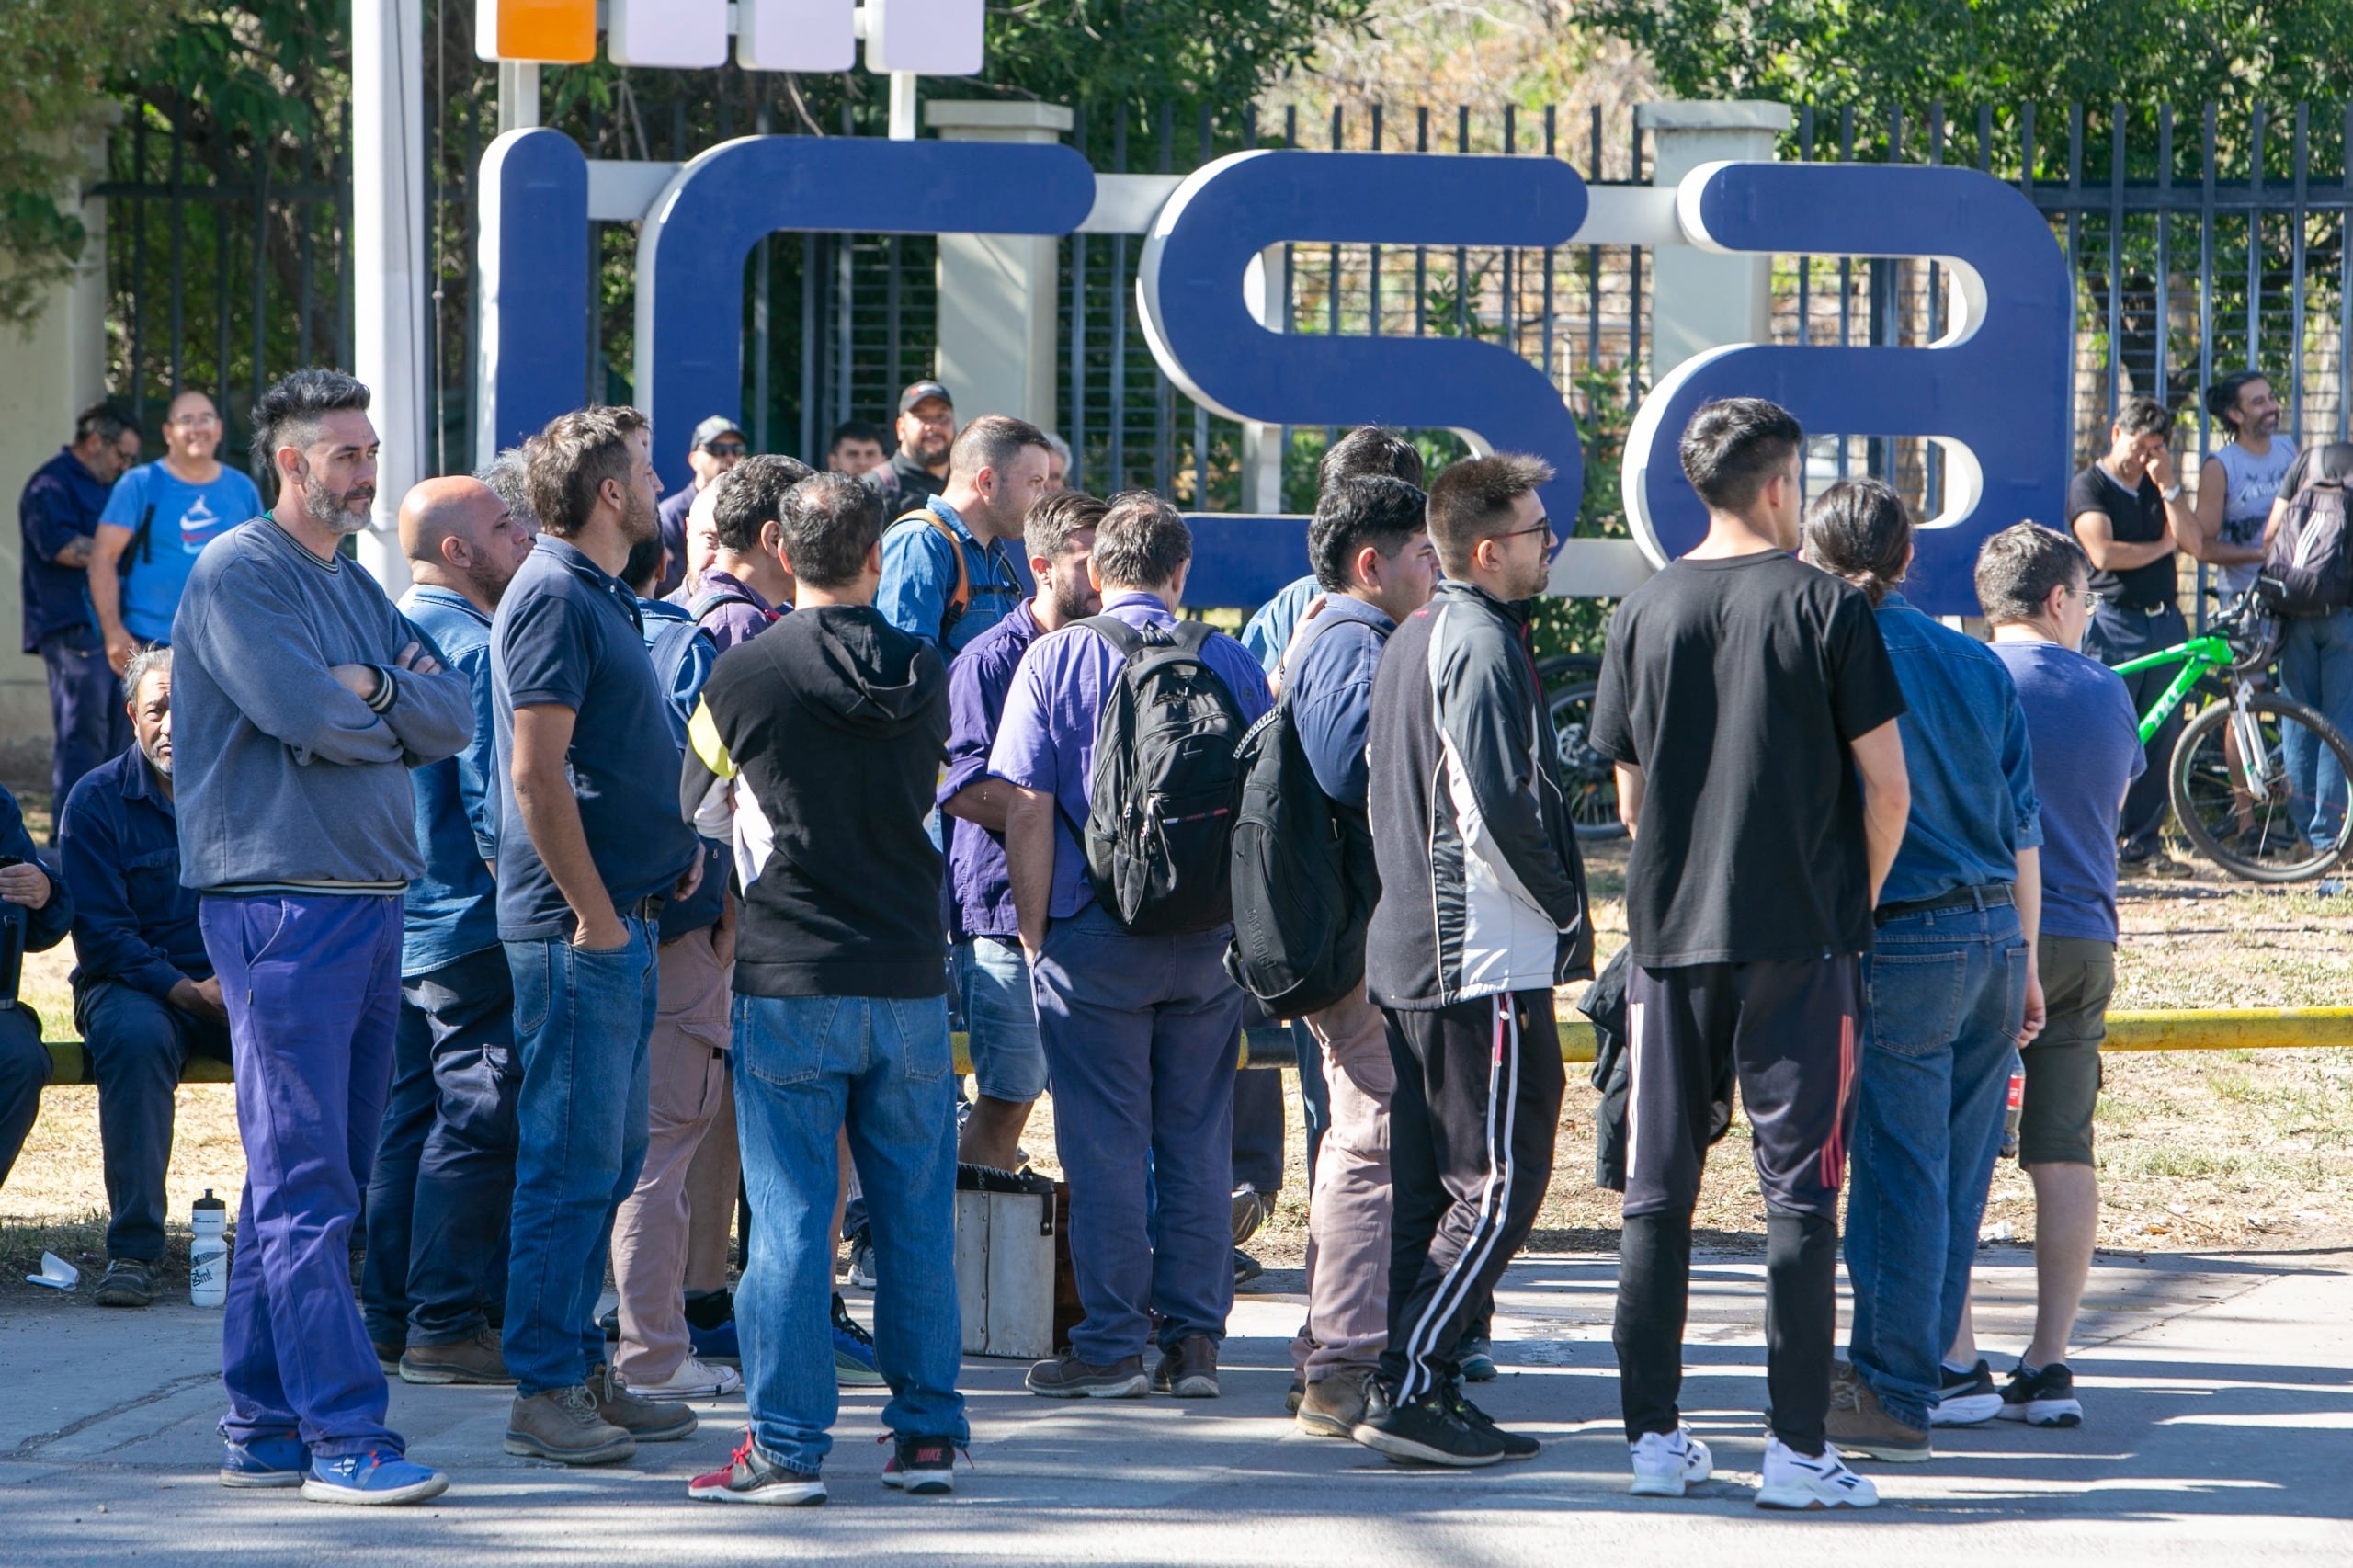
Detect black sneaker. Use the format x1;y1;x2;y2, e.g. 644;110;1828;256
1456;1335;1497;1381
94;1257;157;1309
1352;1382;1506;1468
881;1434;959;1494
1929;1359;2004;1426
1997;1362;2084;1427
1447;1381;1539;1460
1233;1249;1264;1289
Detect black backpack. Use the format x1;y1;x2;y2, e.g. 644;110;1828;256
1077;616;1252;937
1223;618;1380;1015
2259;442;2353;617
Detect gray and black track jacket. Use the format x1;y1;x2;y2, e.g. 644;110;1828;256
1365;579;1592;1008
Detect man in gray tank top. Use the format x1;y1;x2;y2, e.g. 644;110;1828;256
2197;370;2296;604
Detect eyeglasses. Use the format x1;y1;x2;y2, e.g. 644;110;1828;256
2079;589;2099;608
702;441;746;458
1492;517;1556;543
168;413;220;428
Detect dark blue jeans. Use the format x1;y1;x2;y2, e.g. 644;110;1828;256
74;980;234;1262
732;993;967;1473
1846;898;2027;1430
363;947;521;1347
502;921;658;1396
1030;903;1243;1364
0;1003;50;1188
39;625;131;828
201;892;405;1459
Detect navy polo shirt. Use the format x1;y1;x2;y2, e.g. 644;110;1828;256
490;535;698;940
18;447;112;650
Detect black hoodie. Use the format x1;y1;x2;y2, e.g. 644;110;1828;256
684;603;949;999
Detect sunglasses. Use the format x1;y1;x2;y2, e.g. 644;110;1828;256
703;441;746;458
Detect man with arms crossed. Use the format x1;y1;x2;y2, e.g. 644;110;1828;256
493;407;703;1464
1588;398;1910;1510
936;488;1105;1172
1359;455;1589;1466
1950;522;2145;1429
172;369;473;1504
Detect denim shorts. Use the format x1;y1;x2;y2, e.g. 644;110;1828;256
951;936;1048;1102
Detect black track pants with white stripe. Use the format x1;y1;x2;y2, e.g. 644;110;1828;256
1376;991;1565;1403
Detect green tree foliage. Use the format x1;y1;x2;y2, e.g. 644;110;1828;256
1585;0;2353;114
0;0;188;326
982;0;1374;112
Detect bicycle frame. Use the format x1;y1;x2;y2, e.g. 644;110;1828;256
2111;633;2235;744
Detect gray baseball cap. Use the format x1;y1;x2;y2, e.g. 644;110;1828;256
690;415;746;450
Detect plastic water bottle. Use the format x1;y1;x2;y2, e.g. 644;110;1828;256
189;1190;228;1308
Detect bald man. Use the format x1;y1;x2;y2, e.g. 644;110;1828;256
363;476;535;1385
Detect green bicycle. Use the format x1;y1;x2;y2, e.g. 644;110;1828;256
2114;593;2353;883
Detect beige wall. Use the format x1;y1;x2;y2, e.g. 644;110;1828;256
0;142;112;789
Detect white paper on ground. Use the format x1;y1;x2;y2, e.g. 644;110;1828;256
26;1251;79;1290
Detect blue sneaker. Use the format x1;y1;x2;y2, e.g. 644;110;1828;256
300;1450;450;1506
832;1293;883;1388
220;1431;310;1489
689;1314;741;1363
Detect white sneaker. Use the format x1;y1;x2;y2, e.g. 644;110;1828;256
628;1356;744;1401
1628;1427;1713;1497
1756;1437;1880;1510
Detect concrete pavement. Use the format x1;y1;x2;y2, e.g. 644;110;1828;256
4;1246;2348;1565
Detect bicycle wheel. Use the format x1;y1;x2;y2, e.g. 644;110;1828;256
1549;681;1627;840
2170;693;2353;883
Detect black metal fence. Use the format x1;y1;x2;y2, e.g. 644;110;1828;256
89;83;2353;535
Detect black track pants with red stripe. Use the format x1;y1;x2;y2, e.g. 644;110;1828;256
1614;955;1861;1453
1376;991;1565;1403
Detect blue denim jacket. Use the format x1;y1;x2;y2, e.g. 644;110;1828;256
399;585;501;975
1875;593;2044;906
58;745;205;996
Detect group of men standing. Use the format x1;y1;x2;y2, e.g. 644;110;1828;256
0;360;2172;1515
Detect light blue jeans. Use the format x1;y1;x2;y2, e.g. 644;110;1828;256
1845;899;2027;1431
731;993;966;1475
501;920;658;1396
2279;607;2353;841
951;937;1048;1103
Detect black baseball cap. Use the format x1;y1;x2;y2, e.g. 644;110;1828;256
690;415;746;450
898;381;954;415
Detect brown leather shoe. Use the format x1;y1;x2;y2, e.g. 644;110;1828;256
1296;1367;1372;1437
1024;1351;1149;1399
1153;1334;1220;1399
400;1326;516;1385
590;1362;698;1442
1826;1362;1931;1462
505;1385;637;1465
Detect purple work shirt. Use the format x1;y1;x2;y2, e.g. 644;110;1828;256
938;599;1041;939
988;591;1273;920
673;564;780;653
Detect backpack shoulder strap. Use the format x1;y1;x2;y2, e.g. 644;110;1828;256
687;585;756;625
1165;619;1216;656
1075;613;1148;663
904;508;973;634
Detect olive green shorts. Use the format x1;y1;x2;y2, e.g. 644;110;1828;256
2019;935;2113;1166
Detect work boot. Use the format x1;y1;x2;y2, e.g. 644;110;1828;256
1295;1367;1373;1437
591;1362;699;1441
1024;1351;1148;1399
1153;1334;1220;1398
400;1326;515;1385
1825;1362;1931;1462
505;1385;637;1465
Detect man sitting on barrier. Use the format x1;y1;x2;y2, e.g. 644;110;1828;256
0;783;73;1194
56;646;230;1308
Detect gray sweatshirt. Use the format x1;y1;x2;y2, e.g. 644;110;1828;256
171;517;474;892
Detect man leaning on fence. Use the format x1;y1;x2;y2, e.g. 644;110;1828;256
170;367;472;1506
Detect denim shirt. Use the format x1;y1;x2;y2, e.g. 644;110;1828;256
875;494;1026;657
399;585;501;974
938;599;1041;939
19;447;112;650
57;747;193;995
1875;592;2045;906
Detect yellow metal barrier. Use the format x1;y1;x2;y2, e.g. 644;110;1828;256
41;1007;2349;1090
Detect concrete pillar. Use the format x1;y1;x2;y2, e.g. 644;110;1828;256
926;100;1071;434
0;116;114;783
1637;100;1790;383
352;0;426;597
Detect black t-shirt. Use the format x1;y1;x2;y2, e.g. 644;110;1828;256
2067;463;2176;608
1588;551;1908;967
